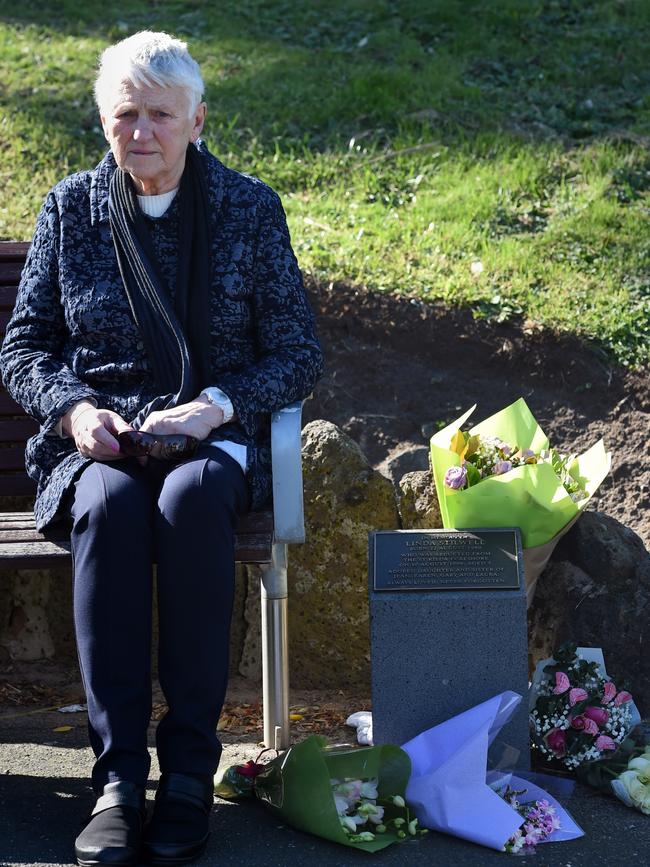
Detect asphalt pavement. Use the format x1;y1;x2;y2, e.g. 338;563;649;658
1;708;648;867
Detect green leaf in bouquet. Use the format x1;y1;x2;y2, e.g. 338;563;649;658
464;463;481;488
534;695;557;718
568;731;596;756
570;697;592;716
254;735;413;853
576;758;617;791
541;661;575;684
554;642;578;664
542;664;560;677
465;434;480;458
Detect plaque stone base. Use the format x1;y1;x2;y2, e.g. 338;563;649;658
369;533;530;767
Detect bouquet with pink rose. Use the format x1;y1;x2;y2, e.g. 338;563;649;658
529;643;650;815
529;643;639;773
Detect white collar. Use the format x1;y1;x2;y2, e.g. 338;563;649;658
136;187;179;218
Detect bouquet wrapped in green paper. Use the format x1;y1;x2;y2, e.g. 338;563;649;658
215;735;424;853
430;398;611;600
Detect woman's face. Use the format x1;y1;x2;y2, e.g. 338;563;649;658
100;80;206;195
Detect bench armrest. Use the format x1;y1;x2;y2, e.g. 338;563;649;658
270;401;305;544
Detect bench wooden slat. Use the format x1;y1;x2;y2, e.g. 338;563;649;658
234;511;274;533
0;520;40;530
0;534;272;566
0;446;32;470
0;540;71;557
0;527;274;545
0;507;274;567
0;474;36;495
0;528;67;541
233;541;274;563
0;514;37;523
0;393;26;415
0;417;39;441
0;242;29;258
0;512;273;538
0;265;22;290
0;510;274;535
0;284;20;307
235;531;273;554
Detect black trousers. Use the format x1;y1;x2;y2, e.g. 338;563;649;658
69;446;249;794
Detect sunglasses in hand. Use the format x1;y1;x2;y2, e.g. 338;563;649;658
118;430;199;461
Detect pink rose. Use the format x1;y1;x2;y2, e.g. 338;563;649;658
584;706;609;726
614;690;633;706
570;715;599;736
602;682;617;704
444;466;467;490
569;687;588;706
595;735;617;751
553;672;570;695
544;727;567;757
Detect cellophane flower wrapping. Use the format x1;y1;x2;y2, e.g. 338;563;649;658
430;398;611;550
401;691;584;851
219;734;413;853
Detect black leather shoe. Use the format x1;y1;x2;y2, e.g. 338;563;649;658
142;773;214;865
75;780;146;866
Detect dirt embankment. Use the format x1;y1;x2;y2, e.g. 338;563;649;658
305;281;649;549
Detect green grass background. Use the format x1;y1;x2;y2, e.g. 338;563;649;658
1;0;648;366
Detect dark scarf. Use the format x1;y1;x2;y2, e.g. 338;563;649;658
108;144;212;428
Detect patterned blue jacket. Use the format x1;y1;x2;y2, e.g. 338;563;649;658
0;142;324;529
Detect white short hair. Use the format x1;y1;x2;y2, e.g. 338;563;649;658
94;30;204;118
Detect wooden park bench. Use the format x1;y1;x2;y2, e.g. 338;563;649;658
0;240;304;749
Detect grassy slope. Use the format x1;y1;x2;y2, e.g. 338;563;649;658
0;0;648;365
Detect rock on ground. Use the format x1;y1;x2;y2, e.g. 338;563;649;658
377;442;430;487
529;511;650;713
398;469;442;530
282;419;399;688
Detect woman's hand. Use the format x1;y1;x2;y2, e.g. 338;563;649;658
62;401;133;460
138;396;224;440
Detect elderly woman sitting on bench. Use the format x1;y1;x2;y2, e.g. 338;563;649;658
0;30;323;867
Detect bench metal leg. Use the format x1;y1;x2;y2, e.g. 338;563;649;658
260;542;290;750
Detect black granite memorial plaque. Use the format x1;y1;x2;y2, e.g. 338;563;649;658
369;526;529;764
371;528;522;592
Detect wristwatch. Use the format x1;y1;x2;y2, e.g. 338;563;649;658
201;387;235;424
